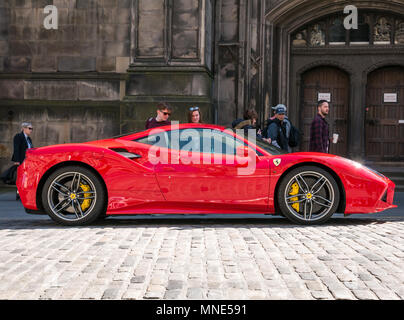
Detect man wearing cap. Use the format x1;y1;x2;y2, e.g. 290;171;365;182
265;104;291;152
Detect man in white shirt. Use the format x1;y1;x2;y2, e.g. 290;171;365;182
12;122;34;166
11;122;34;200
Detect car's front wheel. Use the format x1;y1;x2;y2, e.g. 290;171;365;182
277;166;340;225
42;166;106;226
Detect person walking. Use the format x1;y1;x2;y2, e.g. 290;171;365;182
12;122;34;166
309;100;330;153
11;122;34;200
145;102;172;129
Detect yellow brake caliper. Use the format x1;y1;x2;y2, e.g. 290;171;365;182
289;183;300;212
80;184;92;211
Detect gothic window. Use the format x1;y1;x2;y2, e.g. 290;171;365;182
329;18;346;45
291;11;404;48
350;15;370;44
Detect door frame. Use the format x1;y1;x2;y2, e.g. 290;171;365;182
295;62;353;155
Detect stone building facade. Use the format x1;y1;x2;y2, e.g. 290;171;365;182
1;0;404;173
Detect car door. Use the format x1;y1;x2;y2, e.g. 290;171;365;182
136;127;271;212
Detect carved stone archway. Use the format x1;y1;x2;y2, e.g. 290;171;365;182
262;0;404;160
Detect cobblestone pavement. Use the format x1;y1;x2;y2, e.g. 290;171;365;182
0;217;403;300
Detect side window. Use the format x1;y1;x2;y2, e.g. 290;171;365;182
135;129;256;155
135;131;170;149
178;128;246;155
208;130;245;155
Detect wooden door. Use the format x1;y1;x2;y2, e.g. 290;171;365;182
301;67;349;157
366;67;404;161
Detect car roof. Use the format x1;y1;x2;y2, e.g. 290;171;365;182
117;123;228;140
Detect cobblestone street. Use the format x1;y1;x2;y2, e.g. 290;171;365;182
0;214;403;300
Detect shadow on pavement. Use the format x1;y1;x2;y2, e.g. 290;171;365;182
0;215;394;231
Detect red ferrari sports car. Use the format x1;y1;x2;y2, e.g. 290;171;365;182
16;123;396;226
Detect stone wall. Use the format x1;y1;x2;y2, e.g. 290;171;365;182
125;0;215;132
0;0;131;74
0;0;133;174
0;0;216;175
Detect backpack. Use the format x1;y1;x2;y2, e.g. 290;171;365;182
288;125;302;148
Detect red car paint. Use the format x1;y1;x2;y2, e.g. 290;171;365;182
16;123;397;216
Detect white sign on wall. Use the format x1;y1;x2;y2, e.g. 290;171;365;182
384;93;398;103
318;93;331;102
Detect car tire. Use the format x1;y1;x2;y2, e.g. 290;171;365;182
42;166;106;226
277;166;340;225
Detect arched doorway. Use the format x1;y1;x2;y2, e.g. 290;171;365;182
366;66;404;161
300;66;350;157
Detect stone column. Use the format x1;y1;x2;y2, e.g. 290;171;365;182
348;73;366;161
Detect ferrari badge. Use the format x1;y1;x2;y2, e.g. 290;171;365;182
273;159;281;166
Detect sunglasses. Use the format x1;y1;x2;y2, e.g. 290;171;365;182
158;110;171;116
26;127;33;130
189;107;199;111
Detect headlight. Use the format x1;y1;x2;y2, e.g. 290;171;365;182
364;166;386;179
347;160;385;178
347;159;363;169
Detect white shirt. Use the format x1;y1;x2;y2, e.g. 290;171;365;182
23;132;32;149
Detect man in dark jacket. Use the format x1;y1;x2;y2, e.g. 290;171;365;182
266;105;289;151
309;100;330;153
145;102;172;130
11;122;34;200
12;122;34;165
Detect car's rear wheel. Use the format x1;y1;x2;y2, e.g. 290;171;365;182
42;166;106;226
277;166;340;225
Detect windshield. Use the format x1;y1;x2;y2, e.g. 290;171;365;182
256;137;288;156
255;137;287;155
226;128;287;156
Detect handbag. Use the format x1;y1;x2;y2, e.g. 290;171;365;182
0;165;18;185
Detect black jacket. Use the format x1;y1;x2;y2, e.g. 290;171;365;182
11;132;33;164
266;118;289;151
